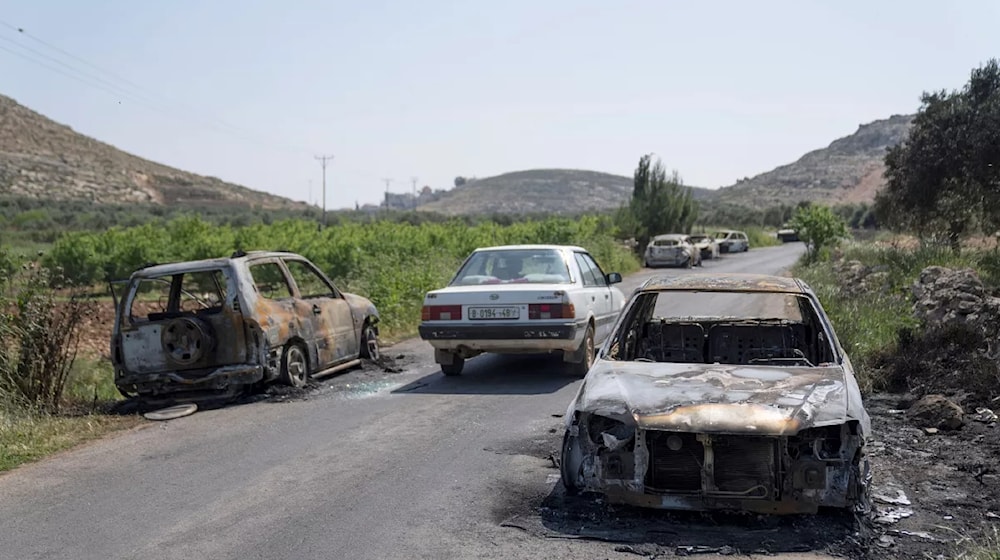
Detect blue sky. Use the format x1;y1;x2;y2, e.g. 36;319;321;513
3;1;997;208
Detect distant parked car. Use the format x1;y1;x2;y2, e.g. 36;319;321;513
418;245;626;376
110;251;381;401
688;234;720;260
777;227;800;242
715;230;750;253
644;234;701;268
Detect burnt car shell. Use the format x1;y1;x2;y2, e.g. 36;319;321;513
110;252;379;401
561;273;872;515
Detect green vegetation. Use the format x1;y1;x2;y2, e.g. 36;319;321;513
788;204;849;262
43;214;640;340
795;241;1000;393
876;58;1000;250
616;154;698;250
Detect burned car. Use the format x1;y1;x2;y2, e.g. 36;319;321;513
560;273;871;514
110;251;380;400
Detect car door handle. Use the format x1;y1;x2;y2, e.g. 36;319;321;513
312;305;322;315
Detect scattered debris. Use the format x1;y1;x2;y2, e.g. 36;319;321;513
923;427;939;435
973;407;999;423
143;403;198;421
874;507;915;524
874;489;912;506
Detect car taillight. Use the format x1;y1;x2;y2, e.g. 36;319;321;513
421;304;462;321
528;303;575;319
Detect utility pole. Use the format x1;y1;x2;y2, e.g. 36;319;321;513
382;178;393;210
315;154;334;228
410;176;418;209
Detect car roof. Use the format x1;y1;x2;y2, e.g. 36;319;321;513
638;273;807;294
472;244;586;252
130;251;303;278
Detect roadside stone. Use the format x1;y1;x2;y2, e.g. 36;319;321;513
912;266;1000;338
922;427;939;435
906;394;965;431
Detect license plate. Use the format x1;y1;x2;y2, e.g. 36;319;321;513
468;306;520;320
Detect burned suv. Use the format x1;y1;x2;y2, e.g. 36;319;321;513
110;251;380;401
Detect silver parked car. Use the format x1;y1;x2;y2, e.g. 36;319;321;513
560;273;872;514
644;234;701;268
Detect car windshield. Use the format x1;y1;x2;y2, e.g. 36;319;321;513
451;249;571;285
689;235;708;242
652;238;681;246
714;231;730;239
605;289;838;367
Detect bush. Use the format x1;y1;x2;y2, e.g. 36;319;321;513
0;252;94;413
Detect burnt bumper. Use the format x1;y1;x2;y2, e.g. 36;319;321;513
116;364;264;396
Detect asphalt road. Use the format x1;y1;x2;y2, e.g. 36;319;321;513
0;243;815;560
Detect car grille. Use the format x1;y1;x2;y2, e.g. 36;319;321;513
645;432;703;491
645;432;776;497
713;437;776;497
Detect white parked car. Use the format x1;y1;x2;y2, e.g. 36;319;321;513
715;230;750;253
418;245;627;376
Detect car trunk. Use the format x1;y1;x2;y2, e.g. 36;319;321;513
423;284;575;324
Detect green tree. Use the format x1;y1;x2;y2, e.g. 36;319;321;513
788;205;848;262
620;154;698;250
876;59;1000;251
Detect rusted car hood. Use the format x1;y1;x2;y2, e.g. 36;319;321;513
573;361;868;436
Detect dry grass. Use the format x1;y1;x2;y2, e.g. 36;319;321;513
0;408;140;472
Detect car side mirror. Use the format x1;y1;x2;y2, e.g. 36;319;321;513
606;272;622;285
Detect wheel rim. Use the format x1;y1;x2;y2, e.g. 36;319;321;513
365;327;380;361
287;346;307;384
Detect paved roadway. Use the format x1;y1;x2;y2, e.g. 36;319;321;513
0;243;818;560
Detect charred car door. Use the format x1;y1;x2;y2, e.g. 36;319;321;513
282;258;359;364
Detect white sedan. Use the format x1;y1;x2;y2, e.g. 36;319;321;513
418;245;627;376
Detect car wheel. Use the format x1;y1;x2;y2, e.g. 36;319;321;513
441;355;465;376
561;430;583;496
360;322;380;362
570;325;595;376
279;343;309;388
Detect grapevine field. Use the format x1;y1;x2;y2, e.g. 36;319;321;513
43;215;640;339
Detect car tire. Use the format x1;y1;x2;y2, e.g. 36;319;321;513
360;322;380;362
441;355;465;376
561;431;583;496
279;343;309;388
570;325;595;376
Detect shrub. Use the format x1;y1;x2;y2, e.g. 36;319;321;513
0;253;94;413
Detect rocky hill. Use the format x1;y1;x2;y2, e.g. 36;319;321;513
417;169;713;215
714;114;914;208
0;94;302;209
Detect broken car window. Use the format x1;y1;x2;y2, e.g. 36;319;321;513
249;262;293;300
284;259;335;299
178;270;228;312
607;290;835;367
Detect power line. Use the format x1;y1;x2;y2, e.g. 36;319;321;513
0;24;315;158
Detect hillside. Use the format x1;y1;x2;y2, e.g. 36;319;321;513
0;94;302;209
713;114;914;208
417;169;714;215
